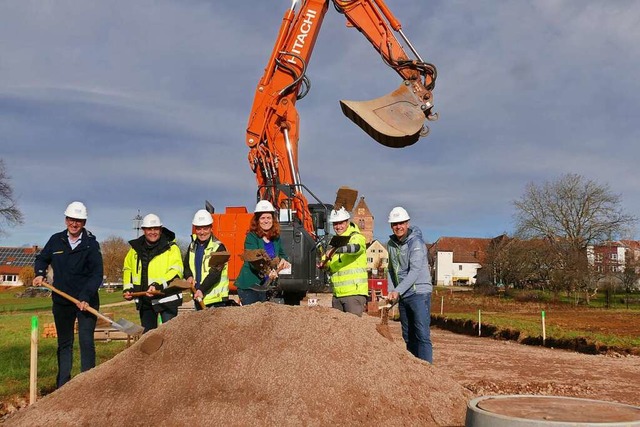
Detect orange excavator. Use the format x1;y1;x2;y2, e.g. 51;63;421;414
211;0;437;304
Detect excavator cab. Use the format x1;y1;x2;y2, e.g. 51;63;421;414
340;82;436;148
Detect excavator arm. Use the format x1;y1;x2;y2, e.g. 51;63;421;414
245;0;437;236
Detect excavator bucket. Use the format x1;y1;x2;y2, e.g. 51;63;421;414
340;83;428;148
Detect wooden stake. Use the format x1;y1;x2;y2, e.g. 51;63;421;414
478;309;482;337
30;316;38;405
440;296;444;315
542;310;546;345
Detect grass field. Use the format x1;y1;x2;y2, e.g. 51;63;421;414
0;287;137;403
431;288;640;351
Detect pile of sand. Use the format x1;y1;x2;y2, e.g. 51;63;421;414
7;303;470;426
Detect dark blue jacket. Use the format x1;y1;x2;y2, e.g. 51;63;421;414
35;229;103;306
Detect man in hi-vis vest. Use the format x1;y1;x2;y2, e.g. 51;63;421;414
320;207;369;316
123;213;183;333
184;209;230;309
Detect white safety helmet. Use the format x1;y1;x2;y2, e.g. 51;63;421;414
254;200;276;213
141;213;162;228
192;209;213;227
64;201;88;220
329;207;350;223
388;206;410;223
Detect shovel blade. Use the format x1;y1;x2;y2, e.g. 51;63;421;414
113;318;144;336
340;83;427;148
333;186;358;212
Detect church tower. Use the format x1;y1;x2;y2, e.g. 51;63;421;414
351;196;374;244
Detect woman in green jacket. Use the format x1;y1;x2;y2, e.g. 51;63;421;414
235;200;291;305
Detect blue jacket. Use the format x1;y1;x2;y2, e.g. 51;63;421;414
387;225;432;297
35;229;104;306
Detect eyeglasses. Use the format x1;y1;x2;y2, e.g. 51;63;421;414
65;217;85;224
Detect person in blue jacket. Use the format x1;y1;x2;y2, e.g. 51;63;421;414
387;206;433;363
33;201;104;388
235;200;291;305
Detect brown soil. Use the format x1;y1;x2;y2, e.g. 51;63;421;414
4;292;640;425
4;304;470;426
429;291;640;407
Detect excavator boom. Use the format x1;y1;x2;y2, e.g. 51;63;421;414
211;0;438;301
246;0;437;234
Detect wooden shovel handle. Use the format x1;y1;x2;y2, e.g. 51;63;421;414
41;281;114;325
190;285;206;310
128;290;164;297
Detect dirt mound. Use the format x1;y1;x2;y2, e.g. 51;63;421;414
6;304;470;426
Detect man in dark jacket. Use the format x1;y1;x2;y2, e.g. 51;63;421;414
33;201;104;388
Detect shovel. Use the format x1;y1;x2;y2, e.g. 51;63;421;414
41;282;144;336
376;299;398;341
166;279;205;309
189;284;206;310
128;290;164;298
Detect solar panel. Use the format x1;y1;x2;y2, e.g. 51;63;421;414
0;247;41;267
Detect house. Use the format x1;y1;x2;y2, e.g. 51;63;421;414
588;240;640;288
428;237;493;286
366;239;388;278
587;241;626;274
0;246;41;287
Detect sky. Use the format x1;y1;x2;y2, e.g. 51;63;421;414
1;0;639;247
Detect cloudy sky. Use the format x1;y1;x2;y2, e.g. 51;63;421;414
2;0;639;247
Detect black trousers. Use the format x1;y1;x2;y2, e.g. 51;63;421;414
139;304;178;333
52;303;97;388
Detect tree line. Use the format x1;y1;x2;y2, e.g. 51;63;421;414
477;173;638;304
2;158;637;297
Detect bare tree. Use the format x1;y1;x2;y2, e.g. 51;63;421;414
0;159;23;235
513;173;636;250
513;174;636;303
481;236;559;291
101;236;130;284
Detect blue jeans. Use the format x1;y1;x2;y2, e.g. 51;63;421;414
52;303;98;388
237;288;267;306
398;292;432;363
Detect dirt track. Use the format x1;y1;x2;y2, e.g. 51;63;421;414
406;324;640;407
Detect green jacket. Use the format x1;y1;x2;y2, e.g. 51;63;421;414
235;232;288;290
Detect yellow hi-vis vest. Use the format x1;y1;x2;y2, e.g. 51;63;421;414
122;243;184;305
326;224;368;298
188;235;229;305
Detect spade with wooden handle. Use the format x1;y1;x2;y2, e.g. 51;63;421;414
168;279;205;309
128;290;165;298
190;285;206;310
41;282;144;336
376;299;398;341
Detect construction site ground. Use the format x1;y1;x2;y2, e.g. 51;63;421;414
2;291;639;425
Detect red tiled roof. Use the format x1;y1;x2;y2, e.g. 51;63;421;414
429;237;493;264
620;240;640;250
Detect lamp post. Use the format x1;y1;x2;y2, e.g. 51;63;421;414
132;210;143;237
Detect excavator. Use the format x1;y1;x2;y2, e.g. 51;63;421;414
210;0;437;304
